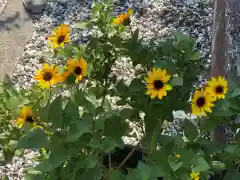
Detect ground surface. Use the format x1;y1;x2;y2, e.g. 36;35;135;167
0;0;33;81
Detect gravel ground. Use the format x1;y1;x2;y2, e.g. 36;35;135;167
1;0;219;179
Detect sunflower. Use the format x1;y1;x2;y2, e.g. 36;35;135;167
192;89;215;117
205;76;228;100
16;107;36;128
190;172;200;180
34;63;63;89
63;58;87;83
145;68;172;100
48;24;70;49
113;8;133;25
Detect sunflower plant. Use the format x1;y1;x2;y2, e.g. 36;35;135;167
3;1;240;180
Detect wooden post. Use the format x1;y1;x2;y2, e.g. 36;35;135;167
210;0;229;144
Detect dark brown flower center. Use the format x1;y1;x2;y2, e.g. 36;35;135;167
57;35;65;44
26;116;34;124
215;85;224;94
196;97;205;107
74;66;82;75
43;72;53;81
154;80;164;90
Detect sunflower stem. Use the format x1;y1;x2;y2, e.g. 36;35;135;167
47;87;52;106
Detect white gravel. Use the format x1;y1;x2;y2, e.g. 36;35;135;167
2;0;217;178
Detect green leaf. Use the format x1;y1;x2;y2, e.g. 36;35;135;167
136;162;152;180
36;145;77;172
129;79;145;93
62;100;79;127
183;120;199;141
171;77;183;86
48;95;62;131
104;115;128;140
153;60;176;73
17;128;49;149
84;96;97;115
115;80;130;98
79;166;102;179
108;170;122;180
85;154;98;168
74;22;89;29
7;96;21;110
168;156;183;171
229;88;240;98
102;137;120;153
120;108;135;120
189;51;200;61
192;157;210;172
66;120;91;142
74;90;85;106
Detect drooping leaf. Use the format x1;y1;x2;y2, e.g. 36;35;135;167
183;120;199;141
48;95;62;131
17;128;49;149
192;157;210;172
136;162;152;180
66;120;91;142
104;115;128;140
36;145;77;172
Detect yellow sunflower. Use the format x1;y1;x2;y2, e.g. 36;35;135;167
34;63;63;89
16;107;36;128
190;172;200;180
145;68;172;100
192;89;215;117
64;58;87;83
113;8;133;25
205;76;228;100
48;24;70;49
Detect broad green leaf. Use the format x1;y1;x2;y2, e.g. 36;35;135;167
229;88;240;98
74;22;89;29
115;80;130;98
119;108;135;120
150;164;166;178
171;77;183;86
189;51;200;61
136;162;152;180
102;137;120;153
108;170;122;180
224;145;240;157
183;120;199;141
168;156;183;171
7;96;21;110
74;90;85;106
153;60;177;73
17;128;49;149
85;154;98;168
36;145;77;172
79;166;102;179
129;79;145;93
66;120;91;142
104;115;128;140
48;95;62;131
62;100;79;127
192;157;210;172
84;96;97;115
